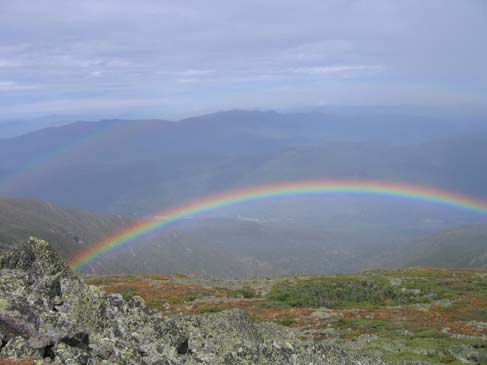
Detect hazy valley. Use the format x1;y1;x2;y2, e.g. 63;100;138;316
1;109;487;277
1;109;486;278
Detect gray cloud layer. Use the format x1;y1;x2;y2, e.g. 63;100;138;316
0;0;486;118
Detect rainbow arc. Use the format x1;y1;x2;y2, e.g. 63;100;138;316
69;180;487;271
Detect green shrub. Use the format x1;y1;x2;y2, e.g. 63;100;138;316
228;286;258;299
267;276;430;309
118;288;138;301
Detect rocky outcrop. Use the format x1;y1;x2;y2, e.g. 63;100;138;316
0;238;384;364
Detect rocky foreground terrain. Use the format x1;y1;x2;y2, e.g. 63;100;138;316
2;238;487;364
0;238;382;364
87;265;487;363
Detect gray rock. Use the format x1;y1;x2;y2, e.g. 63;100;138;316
0;238;385;364
449;344;487;364
0;237;71;278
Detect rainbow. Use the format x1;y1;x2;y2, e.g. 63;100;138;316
69;179;487;270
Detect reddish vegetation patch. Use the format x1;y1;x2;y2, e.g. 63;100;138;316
192;300;315;325
0;360;34;365
91;276;319;326
337;295;487;337
99;277;228;308
445;295;487;323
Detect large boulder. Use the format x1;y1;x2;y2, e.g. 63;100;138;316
0;237;71;278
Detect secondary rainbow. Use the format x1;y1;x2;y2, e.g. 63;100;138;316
69;179;487;270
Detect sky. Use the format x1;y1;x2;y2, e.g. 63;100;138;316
0;0;486;120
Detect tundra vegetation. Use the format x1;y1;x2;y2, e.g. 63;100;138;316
87;268;487;364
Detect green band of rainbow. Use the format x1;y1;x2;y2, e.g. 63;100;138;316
69;179;487;270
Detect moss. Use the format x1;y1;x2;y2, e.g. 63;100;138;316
334;317;402;334
228;286;258;299
360;333;487;364
0;298;9;311
440;354;459;363
145;298;166;309
381;349;433;363
275;318;297;327
117;287;138;301
413;328;445;338
86;275;144;286
479;308;487;321
197;306;225;314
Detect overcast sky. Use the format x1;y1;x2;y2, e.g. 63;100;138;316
0;0;486;119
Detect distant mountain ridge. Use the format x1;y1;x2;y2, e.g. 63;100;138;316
1;110;487;216
2;109;487;167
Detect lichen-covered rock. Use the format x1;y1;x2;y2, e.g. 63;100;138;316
449;344;487;364
0;237;71;278
0;238;385;364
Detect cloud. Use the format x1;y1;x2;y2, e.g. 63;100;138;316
0;81;38;91
0;59;20;67
0;0;485;117
179;69;213;76
157;69;214;78
293;65;381;75
90;70;104;78
2;97;184;114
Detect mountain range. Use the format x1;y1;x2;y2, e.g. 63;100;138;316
0;109;486;275
1;109;487;216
